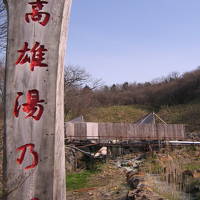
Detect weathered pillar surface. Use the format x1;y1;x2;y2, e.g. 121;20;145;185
3;0;72;200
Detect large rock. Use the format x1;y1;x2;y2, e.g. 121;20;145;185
126;188;150;200
65;146;85;172
126;172;144;189
182;170;194;178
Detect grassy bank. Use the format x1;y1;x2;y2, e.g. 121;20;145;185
158;102;200;132
66;170;97;190
141;147;200;200
82;101;200;132
84;105;150;123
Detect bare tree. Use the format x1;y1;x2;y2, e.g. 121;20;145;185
0;0;7;53
64;65;90;88
64;65;102;119
64;65;102;89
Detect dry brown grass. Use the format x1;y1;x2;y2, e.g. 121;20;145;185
84;105;149;123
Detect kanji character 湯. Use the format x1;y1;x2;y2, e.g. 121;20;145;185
16;42;48;71
13;92;23;117
25;0;50;26
13;89;45;120
16;144;39;170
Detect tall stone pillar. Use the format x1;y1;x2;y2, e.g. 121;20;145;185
3;0;72;199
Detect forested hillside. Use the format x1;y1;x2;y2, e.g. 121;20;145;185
64;67;200;132
0;61;200;132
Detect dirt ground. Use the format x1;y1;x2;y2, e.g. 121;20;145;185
66;161;129;200
66;157;167;200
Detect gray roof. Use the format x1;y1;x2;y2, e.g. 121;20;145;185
68;115;84;123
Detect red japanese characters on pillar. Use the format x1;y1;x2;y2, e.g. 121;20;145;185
16;144;39;170
13;92;23;118
25;0;50;26
16;42;48;71
31;198;39;200
13;89;45;120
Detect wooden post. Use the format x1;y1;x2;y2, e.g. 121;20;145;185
3;0;72;199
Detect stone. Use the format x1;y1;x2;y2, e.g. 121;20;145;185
127;177;140;189
182;170;194;178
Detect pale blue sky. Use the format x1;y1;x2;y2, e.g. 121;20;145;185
66;0;200;85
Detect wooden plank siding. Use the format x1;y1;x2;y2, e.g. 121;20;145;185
65;122;185;141
86;123;99;139
74;123;87;140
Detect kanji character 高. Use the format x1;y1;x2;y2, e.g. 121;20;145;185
25;0;50;26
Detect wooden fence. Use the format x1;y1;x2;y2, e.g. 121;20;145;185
65;122;185;141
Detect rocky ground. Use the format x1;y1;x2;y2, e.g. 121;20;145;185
66;161;128;200
1;132;200;199
116;154;166;200
66;153;166;200
66;146;200;200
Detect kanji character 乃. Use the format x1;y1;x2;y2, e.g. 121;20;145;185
16;144;39;170
25;0;50;26
16;42;48;71
13;90;45;120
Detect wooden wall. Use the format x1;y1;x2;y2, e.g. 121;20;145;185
65;122;185;141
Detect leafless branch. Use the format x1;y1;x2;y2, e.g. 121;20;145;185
64;65;103;90
64;65;90;88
